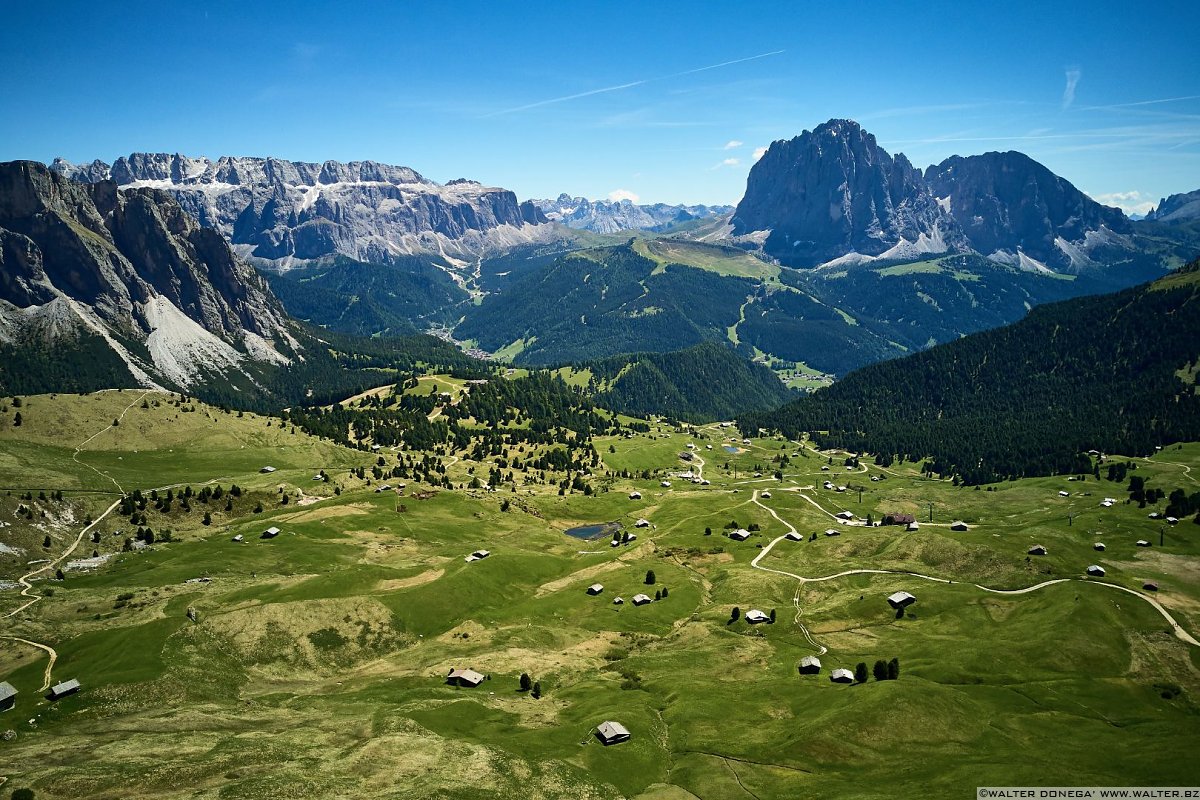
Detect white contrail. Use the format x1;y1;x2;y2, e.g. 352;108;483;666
485;49;785;117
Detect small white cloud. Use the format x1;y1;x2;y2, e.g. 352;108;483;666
708;157;743;171
753;146;768;161
723;140;744;150
1062;67;1081;109
608;189;639;203
1087;189;1155;217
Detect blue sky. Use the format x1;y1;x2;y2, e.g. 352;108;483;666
2;1;1197;212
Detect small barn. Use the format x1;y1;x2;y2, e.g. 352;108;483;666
823;528;840;537
950;521;969;532
785;531;803;541
1086;565;1106;577
1094;542;1106;551
744;609;769;624
829;668;855;684
798;656;822;674
613;596;624;605
629;491;642;500
465;549;490;562
661;480;672;488
1136;540;1151;547
632;593;652;606
1143;581;1159;592
231;534;244;543
587;584;604;596
887;591;916;610
596;720;631;746
446;668;485;688
761;491;772;499
47;678;80;700
906;521;920;532
635;519;651;528
0;681;16;712
883;513;915;526
1028;545;1047;556
1166;516;1179;525
261;526;281;539
1058;491;1069;497
836;511;854;521
260;466;277;474
729;529;751;541
823;481;834;490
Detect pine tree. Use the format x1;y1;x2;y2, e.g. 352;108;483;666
873;660;888;681
855;662;869;683
730;606;741;622
645;570;656;585
13;412;22;427
519;673;532;692
769;608;776;623
887;657;900;680
531;681;542;699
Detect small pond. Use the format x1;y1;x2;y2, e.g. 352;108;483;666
565;522;622;540
723;445;740;454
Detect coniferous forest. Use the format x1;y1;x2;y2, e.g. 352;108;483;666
739;259;1200;484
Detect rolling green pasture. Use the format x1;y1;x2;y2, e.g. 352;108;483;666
0;396;1197;798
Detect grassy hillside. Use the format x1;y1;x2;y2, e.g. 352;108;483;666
1;395;1198;798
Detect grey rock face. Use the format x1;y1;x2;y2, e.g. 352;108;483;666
534;194;733;233
925;151;1131;270
0;160;293;387
49;153;547;266
731;119;966;267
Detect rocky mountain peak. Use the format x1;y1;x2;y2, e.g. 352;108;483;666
0;160;294;389
924;151;1131;270
731;119;966;267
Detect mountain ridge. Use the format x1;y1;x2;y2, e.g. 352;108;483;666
50;152;552;268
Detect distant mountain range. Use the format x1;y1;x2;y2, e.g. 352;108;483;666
731;119;1146;273
532;194;732;233
1147;189;1200;224
50;153;551;269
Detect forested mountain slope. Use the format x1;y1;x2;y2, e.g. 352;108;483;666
740;259;1200;484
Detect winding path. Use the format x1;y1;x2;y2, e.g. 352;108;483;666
0;392;149;690
746;489;1200;655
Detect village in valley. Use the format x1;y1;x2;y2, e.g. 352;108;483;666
0;384;1197;798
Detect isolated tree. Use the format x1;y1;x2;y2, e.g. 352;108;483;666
519;673;532;692
730;606;741;623
112;418;119;427
661;586;669;597
55;568;64;581
704;526;712;536
644;570;656;585
769;608;776;623
887;657;900;680
13;412;21;427
202;511;212;526
42;535;51;549
654;589;662;601
11;787;35;800
873;660;888;681
531;681;542;699
253;502;263;514
855;662;869;684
